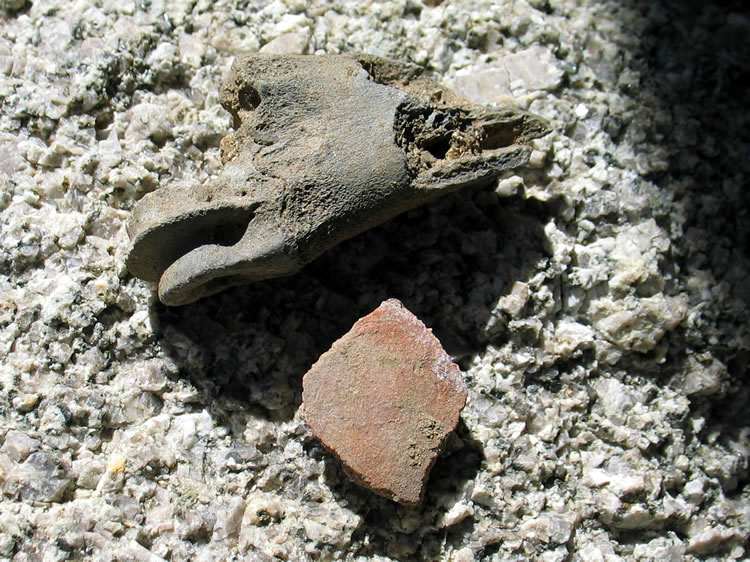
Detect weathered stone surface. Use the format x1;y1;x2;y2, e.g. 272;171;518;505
2;452;73;503
4;1;749;559
301;299;467;506
0;430;40;463
259;31;310;55
125;53;550;305
452;46;565;104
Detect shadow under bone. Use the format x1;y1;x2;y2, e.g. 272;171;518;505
153;180;555;423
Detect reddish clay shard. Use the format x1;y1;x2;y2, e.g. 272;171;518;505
302;298;467;506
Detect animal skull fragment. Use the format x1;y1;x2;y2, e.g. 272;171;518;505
125;54;550;305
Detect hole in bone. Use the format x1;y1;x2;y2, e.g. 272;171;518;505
478;120;523;150
210;212;253;247
238;83;261;110
230;83;262;128
396;99;488;170
132;205;259;280
172;206;257;257
424;136;451;160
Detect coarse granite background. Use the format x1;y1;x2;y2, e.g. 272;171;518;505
0;0;748;560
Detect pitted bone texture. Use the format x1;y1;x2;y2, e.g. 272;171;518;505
125;54;550;305
301;298;467;506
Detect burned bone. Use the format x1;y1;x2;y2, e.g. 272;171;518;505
125;54;550;305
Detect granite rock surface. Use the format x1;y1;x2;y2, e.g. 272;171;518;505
0;0;748;560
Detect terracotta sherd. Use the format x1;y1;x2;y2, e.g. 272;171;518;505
302;298;467;506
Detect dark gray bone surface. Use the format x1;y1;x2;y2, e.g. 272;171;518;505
125;54;550;305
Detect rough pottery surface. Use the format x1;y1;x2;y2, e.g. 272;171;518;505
302;299;467;506
125;53;550;305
